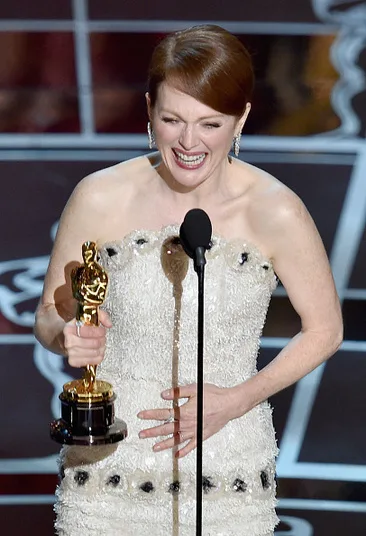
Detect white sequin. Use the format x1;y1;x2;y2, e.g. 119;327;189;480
55;226;279;535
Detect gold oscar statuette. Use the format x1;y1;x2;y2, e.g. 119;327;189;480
50;241;127;445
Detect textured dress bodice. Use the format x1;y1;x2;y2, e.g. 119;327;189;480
56;226;279;536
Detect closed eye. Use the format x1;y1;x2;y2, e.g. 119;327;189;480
203;123;221;129
162;117;179;124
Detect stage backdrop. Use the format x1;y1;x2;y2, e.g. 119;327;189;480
0;1;366;535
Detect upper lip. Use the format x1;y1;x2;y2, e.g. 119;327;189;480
173;148;206;156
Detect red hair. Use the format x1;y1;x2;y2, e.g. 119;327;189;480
148;25;254;118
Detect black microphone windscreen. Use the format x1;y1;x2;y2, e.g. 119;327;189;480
179;209;212;259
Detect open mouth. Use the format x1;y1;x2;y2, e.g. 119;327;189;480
173;149;207;169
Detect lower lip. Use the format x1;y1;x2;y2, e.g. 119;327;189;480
173;151;207;170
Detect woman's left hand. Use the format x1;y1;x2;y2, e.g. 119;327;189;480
137;383;237;458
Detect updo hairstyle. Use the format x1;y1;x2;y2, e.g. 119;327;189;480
147;25;254;118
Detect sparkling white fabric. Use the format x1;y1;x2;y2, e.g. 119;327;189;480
55;225;279;535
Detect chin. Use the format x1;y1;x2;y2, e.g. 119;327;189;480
172;168;209;189
169;157;210;184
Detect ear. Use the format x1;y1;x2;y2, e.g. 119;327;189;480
145;92;152;121
235;102;251;135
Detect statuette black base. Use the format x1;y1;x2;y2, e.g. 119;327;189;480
50;393;127;445
50;418;127;445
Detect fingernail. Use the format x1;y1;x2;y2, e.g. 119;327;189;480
139;432;146;439
161;389;170;397
153;444;161;451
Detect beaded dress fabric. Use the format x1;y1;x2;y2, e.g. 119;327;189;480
55;225;279;536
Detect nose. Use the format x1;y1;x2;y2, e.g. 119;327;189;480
179;124;199;150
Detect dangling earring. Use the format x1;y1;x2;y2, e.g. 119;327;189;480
147;121;155;149
233;132;241;157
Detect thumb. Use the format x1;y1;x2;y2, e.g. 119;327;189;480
161;383;197;400
99;309;112;328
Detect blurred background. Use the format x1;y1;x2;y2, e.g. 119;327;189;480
0;1;365;534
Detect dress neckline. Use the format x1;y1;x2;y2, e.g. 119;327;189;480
97;224;273;267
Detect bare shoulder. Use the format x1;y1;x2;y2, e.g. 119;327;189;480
241;162;302;215
232;160;320;263
41;154;155;301
72;154;151;211
239;162;307;234
51;154;154;259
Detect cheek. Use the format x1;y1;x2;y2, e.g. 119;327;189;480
205;132;234;153
154;124;176;144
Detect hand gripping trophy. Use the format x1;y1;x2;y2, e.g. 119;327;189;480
50;241;127;445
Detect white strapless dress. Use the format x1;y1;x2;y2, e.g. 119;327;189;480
55;226;279;536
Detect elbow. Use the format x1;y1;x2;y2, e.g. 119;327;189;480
33;303;45;345
334;311;344;349
326;317;344;356
304;317;343;358
332;327;343;353
33;301;56;348
33;323;43;346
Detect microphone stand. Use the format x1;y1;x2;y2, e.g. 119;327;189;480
194;247;206;536
179;207;212;536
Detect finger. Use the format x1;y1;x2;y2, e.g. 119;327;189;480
161;384;197;400
99;309;112;328
65;336;103;350
68;352;105;368
66;345;105;358
67;345;105;366
176;438;197;458
76;324;108;339
64;320;107;339
137;408;174;421
153;432;193;453
139;421;177;439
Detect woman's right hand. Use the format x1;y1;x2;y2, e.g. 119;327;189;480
63;309;112;367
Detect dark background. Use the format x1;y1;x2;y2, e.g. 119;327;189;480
0;1;366;534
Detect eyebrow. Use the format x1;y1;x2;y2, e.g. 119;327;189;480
160;110;225;121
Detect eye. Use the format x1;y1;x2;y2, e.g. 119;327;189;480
162;117;178;124
203;122;221;129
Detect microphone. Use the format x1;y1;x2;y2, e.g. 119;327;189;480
179;209;212;272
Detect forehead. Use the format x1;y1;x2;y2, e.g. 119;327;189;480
155;83;227;120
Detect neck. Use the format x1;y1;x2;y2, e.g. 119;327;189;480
156;156;231;208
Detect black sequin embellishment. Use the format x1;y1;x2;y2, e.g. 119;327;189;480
260;471;270;490
108;474;121;487
202;476;215;494
106;247;117;257
239;252;249;265
168;480;180;494
262;263;269;271
140;481;154;493
74;470;89;486
232;478;247;492
135;238;148;245
59;465;65;480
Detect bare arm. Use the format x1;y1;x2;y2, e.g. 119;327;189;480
34;173;111;360
34;297;76;355
230;190;343;416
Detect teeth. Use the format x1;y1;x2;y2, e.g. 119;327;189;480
177;152;204;162
175;151;206;166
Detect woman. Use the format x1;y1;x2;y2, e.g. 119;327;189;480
34;25;342;536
